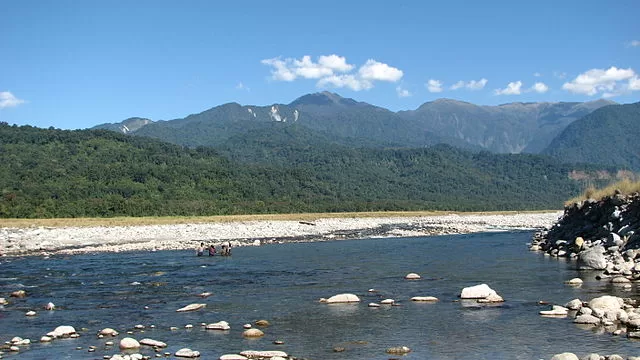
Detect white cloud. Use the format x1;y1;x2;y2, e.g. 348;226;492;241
450;80;465;90
629;76;640;91
426;79;443;93
358;59;403;82
627;40;640;47
450;78;488;91
494;81;523;95
318;55;353;72
317;75;372;91
396;86;411;97
0;91;25;109
562;66;636;96
533;72;542;77
553;71;567;79
531;82;549;93
263;55;404;92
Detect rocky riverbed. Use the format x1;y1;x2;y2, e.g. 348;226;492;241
0;212;562;256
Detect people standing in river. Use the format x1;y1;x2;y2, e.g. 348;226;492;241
208;244;216;256
197;242;204;256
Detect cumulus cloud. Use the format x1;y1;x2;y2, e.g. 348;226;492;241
317;75;372;91
358;59;403;82
262;55;404;92
630;76;640;91
396;86;411;97
426;79;443;93
494;81;523;95
450;78;488;91
562;66;636;96
0;91;25;109
531;82;549;93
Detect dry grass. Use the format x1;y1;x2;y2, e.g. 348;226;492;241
565;179;640;206
0;210;555;228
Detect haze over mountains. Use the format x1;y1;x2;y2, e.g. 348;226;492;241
92;92;638;169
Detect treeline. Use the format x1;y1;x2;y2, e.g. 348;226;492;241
0;123;612;218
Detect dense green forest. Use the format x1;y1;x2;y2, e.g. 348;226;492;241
543;102;640;171
0;123;615;218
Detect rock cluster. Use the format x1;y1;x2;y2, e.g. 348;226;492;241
531;192;640;278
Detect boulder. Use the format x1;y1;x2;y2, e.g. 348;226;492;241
240;350;288;358
564;278;583;286
574;314;601;325
99;328;119;336
176;303;206;312
411;296;439;302
550;353;579;360
386;346;411;354
47;325;76;338
44;302;55;310
588;295;623;313
460;284;497;299
25;310;36;316
405;273;421;280
219;355;248;360
175;348;200;358
564;299;582;310
0;297;7;305
255;319;270;327
325;293;360;304
539;305;568;316
119;337;140;349
140;338;167;348
205;321;230;330
578;245;607;270
380;299;395;305
11;290;26;298
40;336;52;342
477;293;504;303
368;303;380;307
243;328;265;337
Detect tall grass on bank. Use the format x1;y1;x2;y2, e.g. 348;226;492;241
565;179;640;206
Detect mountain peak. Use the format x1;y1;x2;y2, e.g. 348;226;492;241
289;92;359;107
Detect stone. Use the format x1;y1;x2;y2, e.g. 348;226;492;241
565;278;583;286
47;325;76;338
176;303;206;312
588;295;624;313
25;310;36;316
380;299;395;305
368;303;380;307
608;355;624;360
205;321;230;330
119;337;141;349
243;323;252;329
175;348;200;358
578;245;607;270
460;284;497;299
550;353;579;360
40;336;53;342
565;299;582;310
0;297;7;305
574;236;584;249
325;293;360;304
219;355;248;360
99;328;119;336
539;305;568;316
405;273;421;280
386;346;411;354
477;293;504;303
255;319;270;327
11;290;26;298
44;302;55;310
240;350;288;358
411;296;439;302
611;276;631;284
574;314;601;325
198;292;212;298
140;338;167;348
242;328;265;337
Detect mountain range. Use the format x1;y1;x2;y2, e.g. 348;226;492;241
92;92;639;169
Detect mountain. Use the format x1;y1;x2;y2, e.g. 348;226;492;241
0;123;620;218
93;117;153;134
90;93;613;157
542;102;640;170
397;98;615;153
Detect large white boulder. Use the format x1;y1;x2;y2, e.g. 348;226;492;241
405;273;421;280
140;338;167;348
242;328;265;337
176;303;206;312
411;296;439;302
47;325;76;338
460;284;497;299
588;295;623;313
119;337;140;349
205;321;230;330
325;293;360;304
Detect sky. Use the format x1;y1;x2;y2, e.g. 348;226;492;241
1;0;639;129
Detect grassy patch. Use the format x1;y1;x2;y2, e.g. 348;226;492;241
565;179;640;206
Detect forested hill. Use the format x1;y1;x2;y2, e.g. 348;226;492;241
542;102;640;171
0;124;619;218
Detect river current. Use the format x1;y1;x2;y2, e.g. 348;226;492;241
0;231;636;360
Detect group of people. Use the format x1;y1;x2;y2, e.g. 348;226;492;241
196;241;232;257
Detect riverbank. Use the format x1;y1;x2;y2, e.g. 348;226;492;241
1;211;561;256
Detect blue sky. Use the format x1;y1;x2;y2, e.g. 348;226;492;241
1;0;639;129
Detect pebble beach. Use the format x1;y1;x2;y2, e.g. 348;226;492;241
1;212;562;256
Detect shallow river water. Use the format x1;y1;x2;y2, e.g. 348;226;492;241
0;231;637;360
